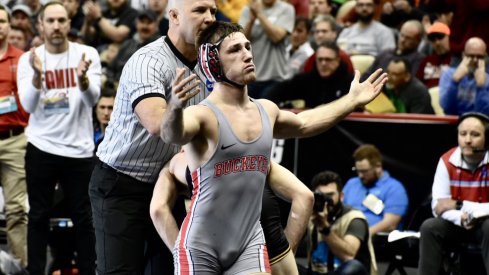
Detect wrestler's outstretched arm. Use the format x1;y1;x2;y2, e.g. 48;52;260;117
269;161;313;253
150;152;188;250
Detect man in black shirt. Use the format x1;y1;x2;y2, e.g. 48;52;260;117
266;41;353;108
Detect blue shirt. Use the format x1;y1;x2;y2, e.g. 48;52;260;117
439;67;489;116
343;171;409;227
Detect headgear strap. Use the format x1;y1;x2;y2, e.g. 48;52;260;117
198;40;245;89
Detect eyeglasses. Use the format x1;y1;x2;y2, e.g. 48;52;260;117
464;54;486;60
316;57;338;63
352;166;374;175
356;3;374;7
427;33;446;42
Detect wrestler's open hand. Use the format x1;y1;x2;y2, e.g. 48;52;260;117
348;69;388;107
170;68;201;109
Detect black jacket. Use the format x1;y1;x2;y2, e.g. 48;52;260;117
266;61;353;108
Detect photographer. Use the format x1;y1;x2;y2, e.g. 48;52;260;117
305;171;377;275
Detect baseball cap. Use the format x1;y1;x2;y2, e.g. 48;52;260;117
137;10;157;22
427;22;450;36
11;4;32;17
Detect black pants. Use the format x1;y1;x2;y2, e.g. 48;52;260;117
25;143;95;275
419;217;489;275
89;159;186;275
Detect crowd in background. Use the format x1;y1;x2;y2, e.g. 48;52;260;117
0;0;489;274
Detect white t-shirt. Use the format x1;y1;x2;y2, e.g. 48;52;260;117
17;42;101;158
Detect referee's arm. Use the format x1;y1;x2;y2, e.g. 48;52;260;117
134;97;168;135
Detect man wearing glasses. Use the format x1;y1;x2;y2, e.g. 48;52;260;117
416;22;452;89
342;144;409;236
440;37;489;115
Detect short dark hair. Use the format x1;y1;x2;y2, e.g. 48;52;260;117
195;21;243;49
100;88;116;99
389;58;412;75
294;16;312;33
316;40;340;58
457;112;489;134
39;1;67;21
10;25;26;34
353;144;382;166
311;170;343;192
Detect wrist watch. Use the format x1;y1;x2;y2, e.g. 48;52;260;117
456;200;463;210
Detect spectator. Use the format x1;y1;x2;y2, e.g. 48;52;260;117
419;112;489;275
267;41;353;108
23;0;41;20
0;4;28;267
440;37;489;116
416;22;452;89
286;16;314;79
303;14;353;74
306;170;377;275
427;0;489;57
93;89;115;146
62;0;84;32
380;0;424;30
8;25;28;50
343;144;409;236
239;0;295;98
10;4;34;45
17;2;101;274
308;0;332;20
106;9;160;82
99;42;119;86
148;0;168;35
383;58;434;114
362;19;425;80
81;0;138;49
337;0;395;56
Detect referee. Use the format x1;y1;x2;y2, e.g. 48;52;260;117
88;0;215;274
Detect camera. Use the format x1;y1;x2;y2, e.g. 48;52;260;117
313;192;334;212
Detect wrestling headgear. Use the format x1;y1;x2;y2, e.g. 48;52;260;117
198;41;245;89
199;42;222;83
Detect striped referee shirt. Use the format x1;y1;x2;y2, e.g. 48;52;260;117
97;36;211;183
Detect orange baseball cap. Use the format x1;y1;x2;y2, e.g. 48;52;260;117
427;22;450;36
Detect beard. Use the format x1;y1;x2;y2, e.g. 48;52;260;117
357;12;374;23
242;72;256;85
361;174;379;188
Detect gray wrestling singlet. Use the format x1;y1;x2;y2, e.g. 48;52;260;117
174;99;273;274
